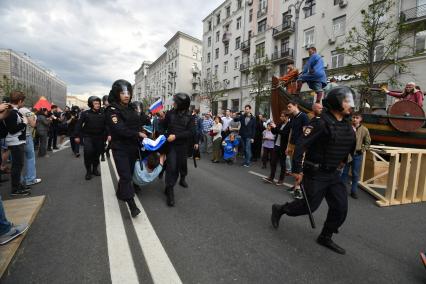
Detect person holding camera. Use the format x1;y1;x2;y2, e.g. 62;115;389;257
36;108;51;158
66;106;81;157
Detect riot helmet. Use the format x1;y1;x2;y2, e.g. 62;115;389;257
130;101;144;114
102;95;109;106
88;96;101;109
323;86;355;112
173;92;190;111
108;79;133;104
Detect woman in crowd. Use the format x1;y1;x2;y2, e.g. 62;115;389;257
211;116;222;163
105;79;148;218
36;108;51;157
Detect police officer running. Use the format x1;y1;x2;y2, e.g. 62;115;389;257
270;86;356;255
106;80;148;217
74;96;107;180
161;93;195;207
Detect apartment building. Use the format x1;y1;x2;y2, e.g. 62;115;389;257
134;31;202;110
0;49;67;107
202;0;426;115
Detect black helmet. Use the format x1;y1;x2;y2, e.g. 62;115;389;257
88;96;101;108
71;105;80;112
108;79;133;104
130;101;144;113
173;93;190;111
323;86;355;112
102;95;109;105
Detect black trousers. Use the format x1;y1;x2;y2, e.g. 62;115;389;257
9;144;25;188
83;136;104;172
269;146;286;180
69;136;80;154
262;147;273;166
112;145;138;201
283;168;348;234
48;127;58;149
165;144;187;188
38;134;48;157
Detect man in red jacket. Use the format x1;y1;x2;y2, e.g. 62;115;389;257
383;82;424;107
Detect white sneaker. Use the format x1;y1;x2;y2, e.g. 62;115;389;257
26;178;42;186
0;223;29;245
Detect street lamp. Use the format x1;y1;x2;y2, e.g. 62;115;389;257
286;0;311;67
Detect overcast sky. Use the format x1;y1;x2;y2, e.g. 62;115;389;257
0;0;223;97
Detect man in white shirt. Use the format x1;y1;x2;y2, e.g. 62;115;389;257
221;109;232;136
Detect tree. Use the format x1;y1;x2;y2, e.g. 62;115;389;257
140;92;157;113
338;0;408;106
0;75;39;106
249;56;272;115
200;73;224;112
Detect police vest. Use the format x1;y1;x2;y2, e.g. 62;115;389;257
82;110;106;137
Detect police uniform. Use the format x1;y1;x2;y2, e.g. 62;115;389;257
162;93;194;207
74;104;107;179
271;86;356;255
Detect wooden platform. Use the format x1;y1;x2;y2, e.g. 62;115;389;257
0;196;45;278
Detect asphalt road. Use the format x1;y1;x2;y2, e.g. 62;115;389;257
1;146;425;284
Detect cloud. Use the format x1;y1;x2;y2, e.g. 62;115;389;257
0;0;222;97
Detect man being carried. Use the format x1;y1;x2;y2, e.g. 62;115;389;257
133;153;166;186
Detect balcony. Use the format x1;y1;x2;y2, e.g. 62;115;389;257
272;21;295;39
240;62;250;72
400;4;426;25
253;56;268;67
222;31;232;43
257;7;268;19
192;78;199;85
240;39;250;52
192;66;200;75
271;49;294;64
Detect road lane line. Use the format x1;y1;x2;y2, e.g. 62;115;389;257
52;145;70;153
100;159;139;284
248;170;293;188
110;158;183;284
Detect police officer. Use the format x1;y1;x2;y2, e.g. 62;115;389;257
130;101;151;129
74;96;107;180
106;79;147;217
270;86;356;255
101;95;111;162
162;93;194;207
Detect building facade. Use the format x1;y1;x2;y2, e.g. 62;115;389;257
134;60;152;102
0;49;67;107
202;0;426;115
134;31;203;110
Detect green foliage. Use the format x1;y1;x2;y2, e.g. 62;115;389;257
200;74;224;111
249;56;272;106
0;75;39;106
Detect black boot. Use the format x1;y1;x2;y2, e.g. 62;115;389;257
165;187;175;207
85;171;92;180
92;165;101;176
126;198;141;218
317;228;346;255
271;204;286;229
179;177;188;188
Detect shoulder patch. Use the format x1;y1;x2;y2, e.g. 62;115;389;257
303;125;313;136
111;114;118;124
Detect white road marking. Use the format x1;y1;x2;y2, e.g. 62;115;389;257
100;160;139;284
52;145;70;153
110;157;183;284
248;170;293;188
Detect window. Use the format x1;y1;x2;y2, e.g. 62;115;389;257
207;52;211;63
259;0;267;10
258;19;267;33
215;48;219;59
256;42;265;58
279;64;288;76
221;100;228;111
212;101;218;115
224;61;228;73
231;99;239;112
332;15;346;37
216;31;220;42
224;42;229;55
208;36;211;47
281;38;290;52
331;50;344;68
248;30;252;39
208;21;212;31
233;76;239;88
234;56;240;69
235;37;241;49
415;30;426;53
216;13;221;25
304;0;316;18
236;17;242;30
207;68;211;76
237;0;242;9
304;27;315;47
334;0;340;5
249;9;253;22
374;43;385;61
214;65;218;76
226;6;231;18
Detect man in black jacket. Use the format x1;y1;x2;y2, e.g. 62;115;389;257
233;105;256;167
74;96;107;180
263;111;290;185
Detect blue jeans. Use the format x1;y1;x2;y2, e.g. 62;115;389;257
341;154;363;194
22;135;37;184
241;137;252;165
0;195;12;235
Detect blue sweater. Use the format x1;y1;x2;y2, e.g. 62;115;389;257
299;53;327;87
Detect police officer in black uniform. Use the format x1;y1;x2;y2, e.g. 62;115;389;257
101;95;111;161
74;96;106;180
162;93;194;207
270;86;356;255
105;79;148;217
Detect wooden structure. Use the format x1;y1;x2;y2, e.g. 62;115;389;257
359;146;426;207
0;196;45;277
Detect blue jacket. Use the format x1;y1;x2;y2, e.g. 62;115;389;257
223;136;240;160
299;53;327;87
234;114;256;139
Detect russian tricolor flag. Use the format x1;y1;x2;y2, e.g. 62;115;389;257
149;98;163;114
